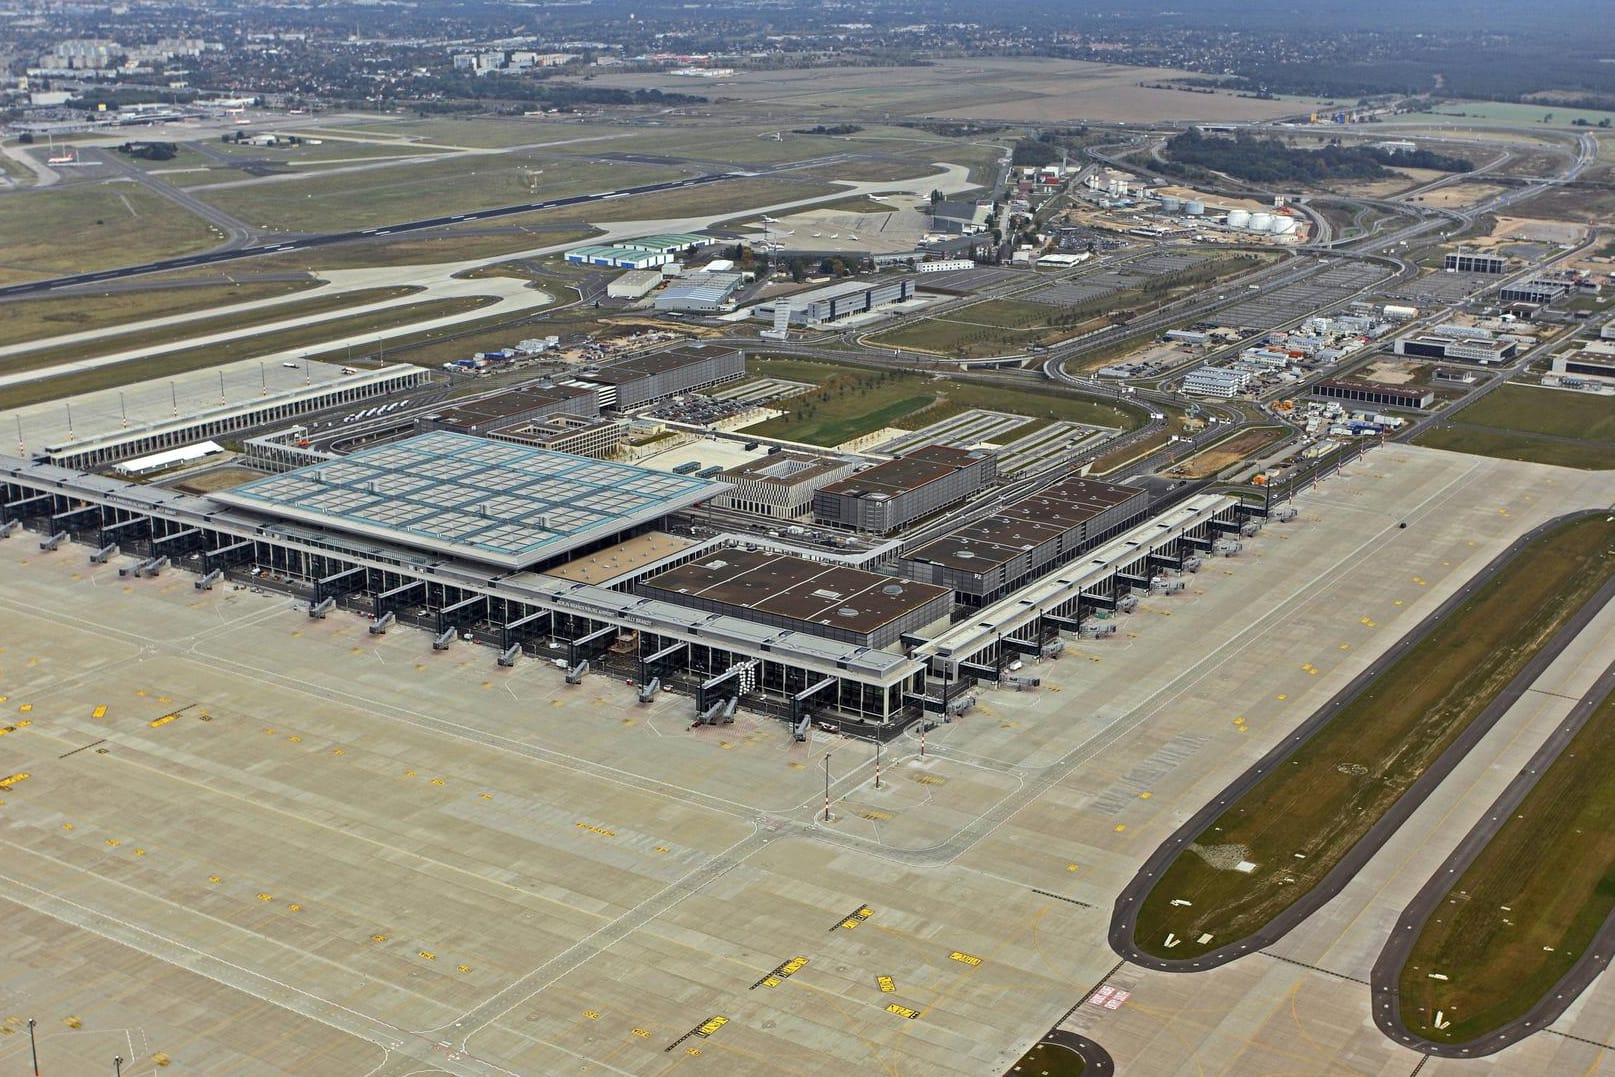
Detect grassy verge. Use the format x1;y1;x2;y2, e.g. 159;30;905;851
1441;383;1615;441
196;157;664;233
0;280;317;348
1397;656;1615;1043
793;159;946;183
743;357;1135;447
245;224;602;272
0;296;491;409
7;287;420;376
1132;515;1615;960
1413;425;1615;469
0;183;218;282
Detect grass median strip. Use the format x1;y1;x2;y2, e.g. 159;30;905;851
0;295;494;410
6;287;420;377
0;280;319;349
1394;658;1615;1043
1131;515;1615;961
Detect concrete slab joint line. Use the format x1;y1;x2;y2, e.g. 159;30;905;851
1369;648;1615;1057
1108;510;1615;974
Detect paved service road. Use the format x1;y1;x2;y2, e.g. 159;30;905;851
1370;648;1615;1058
1109;510;1615;973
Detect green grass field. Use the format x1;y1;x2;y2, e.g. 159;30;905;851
0;183;219;282
0;296;493;410
1413;425;1615;469
7;287;420;378
0;280;318;348
195;157;663;232
1440;384;1615;438
1411;384;1615;469
742;357;1135;447
240;224;602;273
1397;654;1615;1043
867;300;1101;359
1393;101;1615;129
1132;515;1615;960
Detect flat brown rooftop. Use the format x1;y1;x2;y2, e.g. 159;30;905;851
641;547;950;639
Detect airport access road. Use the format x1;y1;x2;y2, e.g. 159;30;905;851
1370;648;1615;1059
1108;510;1615;973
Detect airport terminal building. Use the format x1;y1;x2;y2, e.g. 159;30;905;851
2;429;1252;726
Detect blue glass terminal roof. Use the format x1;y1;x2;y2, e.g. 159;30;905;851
213;432;726;569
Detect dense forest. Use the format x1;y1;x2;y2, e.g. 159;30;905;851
1159;129;1473;185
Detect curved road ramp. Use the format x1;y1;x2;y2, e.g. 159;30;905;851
1109;514;1615;972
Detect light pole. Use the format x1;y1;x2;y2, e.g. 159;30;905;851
114;1056;123;1077
874;734;882;789
28;1017;38;1076
823;752;832;821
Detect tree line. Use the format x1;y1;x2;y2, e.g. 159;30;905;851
1160;129;1473;185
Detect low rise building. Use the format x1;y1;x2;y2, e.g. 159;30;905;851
419;383;598;437
654;272;745;314
565;245;671;270
569;344;745;410
1444;251;1508;274
897;478;1149;606
1311;379;1434;410
930;200;992;235
1393;331;1518;365
713;452;859;520
494;415;627;459
753;279;913;327
606;269;664;300
1181;365;1253;397
1551;342;1615;384
813;444;996;534
1500;278;1571;305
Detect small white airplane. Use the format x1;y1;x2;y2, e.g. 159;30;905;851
848;234;859;241
774;229;794;237
811;232;821;238
829;233;839;239
761;215;779;224
47;150;76;165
